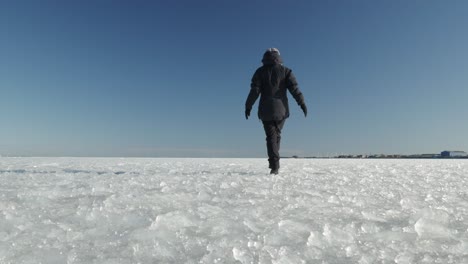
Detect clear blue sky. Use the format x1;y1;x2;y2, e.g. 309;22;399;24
1;0;467;157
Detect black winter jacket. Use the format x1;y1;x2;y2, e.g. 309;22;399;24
245;52;305;121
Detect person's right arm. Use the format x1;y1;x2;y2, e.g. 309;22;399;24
245;69;262;119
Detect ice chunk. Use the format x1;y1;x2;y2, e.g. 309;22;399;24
345;244;360;257
264;230;287;246
449;240;468;255
161;186;171;193
395;252;415;264
264;220;310;247
303;246;323;260
272;246;306;264
277;220;310;239
420;254;434;263
414;208;454;240
327;195;340;204
243;218;264;233
400;197;421;211
220;182;230;189
322;224;354;245
414;218;454;240
150;211;198;231
232;247;253;264
360;222;381;234
14;249;67;264
372;230;417;242
361;211;387;223
247;239;262;250
197;190;211;201
197;204;224;219
306;231;324;247
358;254;376;264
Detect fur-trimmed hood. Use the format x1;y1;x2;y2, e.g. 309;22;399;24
261;50;283;65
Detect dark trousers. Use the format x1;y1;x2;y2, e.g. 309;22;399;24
262;119;286;170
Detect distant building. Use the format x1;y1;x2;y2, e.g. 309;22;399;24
441;151;467;157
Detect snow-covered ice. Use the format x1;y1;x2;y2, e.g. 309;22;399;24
1;158;468;263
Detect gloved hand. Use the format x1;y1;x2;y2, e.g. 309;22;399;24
300;104;307;117
245;108;251;120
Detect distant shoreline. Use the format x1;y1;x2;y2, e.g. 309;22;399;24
281;155;468;160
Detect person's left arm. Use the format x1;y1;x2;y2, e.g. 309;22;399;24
285;69;307;117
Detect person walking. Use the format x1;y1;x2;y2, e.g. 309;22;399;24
245;48;307;174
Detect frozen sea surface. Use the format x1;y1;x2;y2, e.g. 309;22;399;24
1;158;468;263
